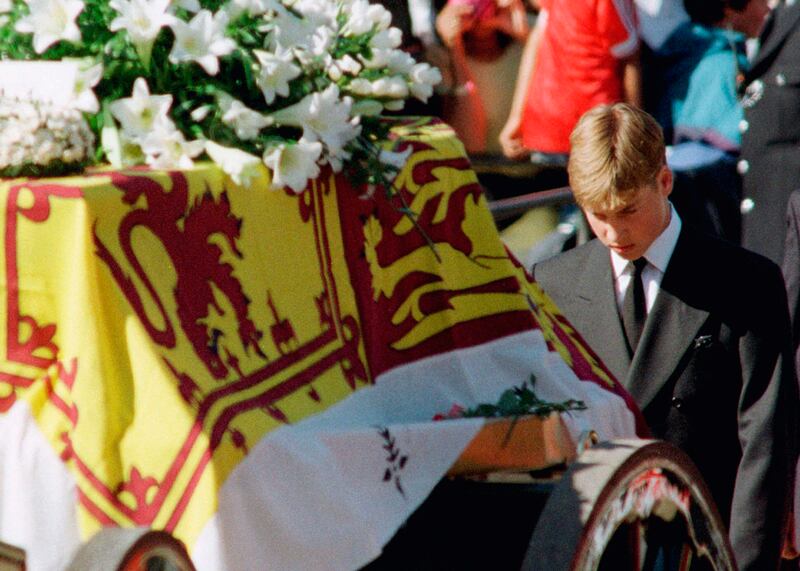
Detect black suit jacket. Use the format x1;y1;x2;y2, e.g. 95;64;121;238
740;2;800;263
782;190;800;398
534;225;797;570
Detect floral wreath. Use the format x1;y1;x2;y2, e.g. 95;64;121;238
0;0;442;193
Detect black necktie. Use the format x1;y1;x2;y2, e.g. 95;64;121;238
621;257;648;356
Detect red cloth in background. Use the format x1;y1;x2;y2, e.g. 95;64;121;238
521;0;639;153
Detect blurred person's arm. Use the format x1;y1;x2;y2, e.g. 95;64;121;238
436;2;488;152
436;2;473;48
492;0;529;41
621;51;642;108
499;10;544;159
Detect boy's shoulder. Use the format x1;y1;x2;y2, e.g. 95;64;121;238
533;239;606;289
681;225;780;278
676;226;789;332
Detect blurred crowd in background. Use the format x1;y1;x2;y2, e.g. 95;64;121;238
379;0;799;270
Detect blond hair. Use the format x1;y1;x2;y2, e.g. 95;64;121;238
568;103;666;211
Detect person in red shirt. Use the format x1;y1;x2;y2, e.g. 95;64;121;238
499;0;641;161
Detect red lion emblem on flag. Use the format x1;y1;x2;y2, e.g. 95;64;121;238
94;170;265;380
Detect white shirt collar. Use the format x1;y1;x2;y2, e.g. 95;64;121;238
610;203;682;279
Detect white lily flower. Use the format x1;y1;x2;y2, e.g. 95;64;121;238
371;76;408;99
360;47;394;70
168;9;235;76
388;77;410;98
370;27;402;50
341;0;390;36
103;127;146;167
271;84;361;161
225;0;280;18
109;0;175;68
119;135;146;165
263;137;322;193
326;149;352;173
254;47;301;105
409;62;442;102
70;61;103;113
101;103;122;168
109;77;173;139
294;30;333;69
308;25;334;58
101;103;146;168
141;125;204;169
15;0;84;54
284;0;339;30
328;63;343;82
190;105;212;122
206;141;265;188
217;93;272;140
3;0;445;185
291;0;336;25
347;78;373;96
267;7;318;50
379;146;413;171
337;55;362;76
387;49;416;75
369;78;391;98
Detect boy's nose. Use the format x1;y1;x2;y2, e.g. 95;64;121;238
604;223;622;242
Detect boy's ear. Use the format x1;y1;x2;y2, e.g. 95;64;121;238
657;165;673;198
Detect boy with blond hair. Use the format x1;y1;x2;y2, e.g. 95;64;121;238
534;103;796;570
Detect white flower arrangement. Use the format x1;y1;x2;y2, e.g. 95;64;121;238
0;0;442;192
0;94;95;176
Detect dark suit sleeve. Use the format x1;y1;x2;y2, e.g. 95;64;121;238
783;190;800;371
730;259;798;570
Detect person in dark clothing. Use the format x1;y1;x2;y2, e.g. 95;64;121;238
739;0;800;263
644;0;770;244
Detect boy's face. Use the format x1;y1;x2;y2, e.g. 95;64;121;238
582;165;673;261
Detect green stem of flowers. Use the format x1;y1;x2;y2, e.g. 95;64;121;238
500;414;520;449
391;178;441;263
358;136;441;263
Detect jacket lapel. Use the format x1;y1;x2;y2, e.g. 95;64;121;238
747;3;800;81
624;229;709;409
575;242;632;383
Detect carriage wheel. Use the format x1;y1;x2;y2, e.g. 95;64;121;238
522;439;737;570
66;528;195;571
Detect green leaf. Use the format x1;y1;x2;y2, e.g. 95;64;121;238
459;378;587;419
496;390;520;416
